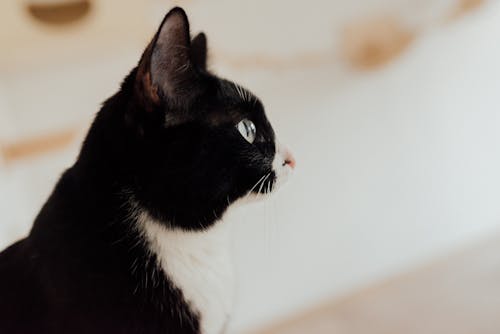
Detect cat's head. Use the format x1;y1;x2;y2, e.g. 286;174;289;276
84;8;294;230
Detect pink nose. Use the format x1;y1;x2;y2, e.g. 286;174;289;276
284;149;296;169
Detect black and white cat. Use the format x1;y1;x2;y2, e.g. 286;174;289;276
0;7;294;334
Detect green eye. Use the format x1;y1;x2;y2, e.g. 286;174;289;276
236;119;256;144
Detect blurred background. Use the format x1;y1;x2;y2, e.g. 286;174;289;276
1;0;500;333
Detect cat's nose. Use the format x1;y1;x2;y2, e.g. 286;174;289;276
283;148;296;169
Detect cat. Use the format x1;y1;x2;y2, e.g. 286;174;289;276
0;7;295;334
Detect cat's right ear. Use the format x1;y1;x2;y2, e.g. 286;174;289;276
136;7;201;108
191;32;208;70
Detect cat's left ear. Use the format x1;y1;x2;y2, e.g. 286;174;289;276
137;8;203;106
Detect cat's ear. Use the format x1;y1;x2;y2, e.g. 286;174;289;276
138;7;201;106
191;32;208;70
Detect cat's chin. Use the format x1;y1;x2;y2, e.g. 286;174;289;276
240;169;294;205
234;192;272;207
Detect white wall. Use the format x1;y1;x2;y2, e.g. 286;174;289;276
1;1;500;333
227;2;500;330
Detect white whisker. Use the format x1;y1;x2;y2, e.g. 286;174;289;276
265;183;270;255
247;174;268;195
257;173;271;195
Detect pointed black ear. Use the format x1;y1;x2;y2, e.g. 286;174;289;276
191;32;208;70
149;8;200;103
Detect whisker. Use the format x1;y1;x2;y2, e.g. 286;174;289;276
264;173;273;194
258;173;271;195
247;174;268;195
265;182;271;255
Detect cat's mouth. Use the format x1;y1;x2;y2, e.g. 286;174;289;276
249;143;295;197
271;143;295;192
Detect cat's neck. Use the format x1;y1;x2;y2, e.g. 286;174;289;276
137;208;235;334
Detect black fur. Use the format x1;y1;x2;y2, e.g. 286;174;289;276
0;8;277;334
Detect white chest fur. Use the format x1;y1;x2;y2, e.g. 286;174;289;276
140;214;234;334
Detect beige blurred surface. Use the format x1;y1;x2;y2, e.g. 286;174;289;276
0;1;151;72
252;234;500;334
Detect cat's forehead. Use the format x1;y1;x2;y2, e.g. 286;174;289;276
202;79;264;126
219;80;258;105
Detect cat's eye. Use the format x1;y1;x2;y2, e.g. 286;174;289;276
236;119;256;144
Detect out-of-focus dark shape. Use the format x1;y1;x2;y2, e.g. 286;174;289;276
26;0;91;26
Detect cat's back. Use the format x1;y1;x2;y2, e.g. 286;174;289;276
0;238;37;291
0;238;47;333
